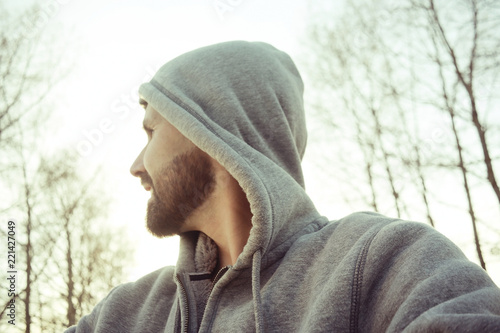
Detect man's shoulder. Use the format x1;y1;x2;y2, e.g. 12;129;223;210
92;265;177;318
289;211;454;270
310;211;481;289
331;211;459;254
65;266;177;333
111;265;177;300
323;211;437;243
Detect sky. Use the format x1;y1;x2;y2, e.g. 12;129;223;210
6;0;499;285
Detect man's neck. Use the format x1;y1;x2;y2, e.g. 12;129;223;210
184;164;253;271
208;174;253;270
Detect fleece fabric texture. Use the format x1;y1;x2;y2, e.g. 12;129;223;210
65;41;500;333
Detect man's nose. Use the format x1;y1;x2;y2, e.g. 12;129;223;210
130;147;146;177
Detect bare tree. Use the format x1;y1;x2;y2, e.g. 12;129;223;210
0;4;134;332
412;0;499;267
423;0;500;208
307;0;416;218
1;149;131;332
427;23;486;268
304;0;499;272
35;152;130;330
0;5;65;331
0;7;64;154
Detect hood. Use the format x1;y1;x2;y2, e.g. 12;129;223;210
138;41;323;272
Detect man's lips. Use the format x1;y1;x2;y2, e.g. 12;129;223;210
139;173;153;192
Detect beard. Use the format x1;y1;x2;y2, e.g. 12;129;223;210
140;148;216;238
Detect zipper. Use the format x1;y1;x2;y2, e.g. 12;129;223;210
197;266;231;332
176;266;231;333
210;265;230;294
175;274;190;333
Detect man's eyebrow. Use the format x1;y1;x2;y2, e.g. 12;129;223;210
139;98;148;109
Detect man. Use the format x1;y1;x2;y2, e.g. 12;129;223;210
66;41;500;332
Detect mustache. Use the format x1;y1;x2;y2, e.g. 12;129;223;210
139;172;154;189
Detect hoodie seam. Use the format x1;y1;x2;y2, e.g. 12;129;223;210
271;218;323;252
259;218;325;270
349;227;379;333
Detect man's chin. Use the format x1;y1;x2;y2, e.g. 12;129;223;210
146;200;180;238
146;220;177;238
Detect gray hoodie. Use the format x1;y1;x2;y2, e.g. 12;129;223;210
66;41;500;332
